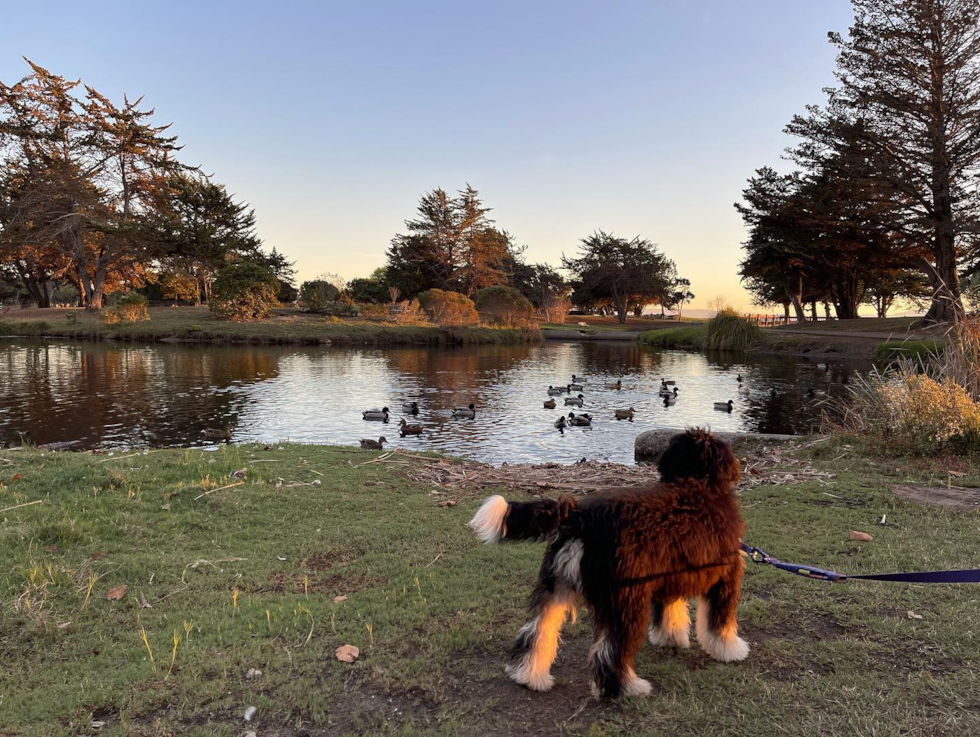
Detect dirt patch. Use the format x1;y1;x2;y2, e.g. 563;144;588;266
257;570;385;596
302;545;362;572
888;484;980;511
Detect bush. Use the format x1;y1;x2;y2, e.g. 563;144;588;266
417;289;479;326
210;262;280;321
116;293;150;323
704;308;760;350
843;371;980;455
347;277;389;304
299;280;342;313
474;286;535;327
542;296;571;324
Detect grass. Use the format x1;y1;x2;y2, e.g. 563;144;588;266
0;307;539;347
639;325;708;350
770;317;934;334
873;339;946;362
543;315;703;334
2;439;979;735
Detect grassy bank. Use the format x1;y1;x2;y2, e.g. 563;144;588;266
2;439;978;735
640;325;707;349
0;307;540;347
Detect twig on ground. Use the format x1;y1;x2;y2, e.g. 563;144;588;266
194;481;245;500
0;499;43;513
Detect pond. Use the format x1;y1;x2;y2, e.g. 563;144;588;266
0;339;873;465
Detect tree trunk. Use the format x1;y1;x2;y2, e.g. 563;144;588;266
922;242;962;324
784;273;806;322
810;299;818;321
783;302;790;321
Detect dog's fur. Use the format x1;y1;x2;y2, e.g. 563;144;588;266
468;427;748;698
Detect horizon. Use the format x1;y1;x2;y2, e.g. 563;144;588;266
1;0;858;312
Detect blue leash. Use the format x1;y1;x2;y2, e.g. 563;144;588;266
740;542;980;584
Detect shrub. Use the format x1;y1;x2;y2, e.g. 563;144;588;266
299;280;342;313
347;277;389;304
210;262;280;321
65;312;79;325
392;298;427;326
842;371;980;455
116;293;150;323
474;286;535;328
705;308;760;350
101;309;121;326
417;289;479;326
542;296;571;324
359;303;388;320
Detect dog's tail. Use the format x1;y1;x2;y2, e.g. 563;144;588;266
469;494;577;544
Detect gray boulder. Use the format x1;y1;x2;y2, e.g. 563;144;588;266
634;427;798;462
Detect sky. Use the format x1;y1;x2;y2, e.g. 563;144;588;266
1;0;857;311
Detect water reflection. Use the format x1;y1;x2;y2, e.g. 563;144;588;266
0;339;873;464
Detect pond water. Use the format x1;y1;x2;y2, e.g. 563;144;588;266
0;339;873;465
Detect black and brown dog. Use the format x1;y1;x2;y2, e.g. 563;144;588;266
469;427;747;698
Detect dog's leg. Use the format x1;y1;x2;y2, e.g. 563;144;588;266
506;591;574;692
589;593;652;698
696;564;749;662
648;598;691;648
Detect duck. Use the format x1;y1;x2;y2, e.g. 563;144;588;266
360;436;387;450
769;387;778;398
547;385;571;396
362;407;390;421
569;382;585;391
567;412;593;427
452;403;477;419
663;393;678;406
736;374;744;383
614;408;635;421
543;398;557;409
402;401;419;414
605;379;622;390
398;419;423;436
201;426;232;441
564;394;585;407
714;400;734;412
660;377;676;386
658;386;679;398
816;363;828;370
807;387;827;399
571;374;587;384
554;416;567;434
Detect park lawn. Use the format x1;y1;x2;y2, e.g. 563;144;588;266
0;306;538;346
769;317;933;334
1;438;978;736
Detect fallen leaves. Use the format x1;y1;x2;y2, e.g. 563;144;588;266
849;531;874;542
908;610;924;620
335;644;360;663
437;500;457;507
245;668;263;680
231;468;247;479
89;551;106;561
333;595;348;603
105;585;127;601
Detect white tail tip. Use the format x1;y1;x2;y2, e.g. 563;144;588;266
469;495;509;543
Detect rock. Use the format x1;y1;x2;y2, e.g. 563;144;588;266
634;428;799;461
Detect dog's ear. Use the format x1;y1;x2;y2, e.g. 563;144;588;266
657;427;740;487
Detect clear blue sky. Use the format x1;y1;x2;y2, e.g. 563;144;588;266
1;0;855;310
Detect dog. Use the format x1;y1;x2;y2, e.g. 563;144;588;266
468;427;748;698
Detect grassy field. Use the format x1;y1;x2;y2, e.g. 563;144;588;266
769;317;935;334
2;438;978;735
543;315;703;334
0;307;539;347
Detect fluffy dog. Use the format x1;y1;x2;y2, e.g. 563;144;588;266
468;427;748;698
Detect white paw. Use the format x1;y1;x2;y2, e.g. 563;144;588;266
648;625;691;649
623;676;652;697
506;662;555;691
703;634;750;662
